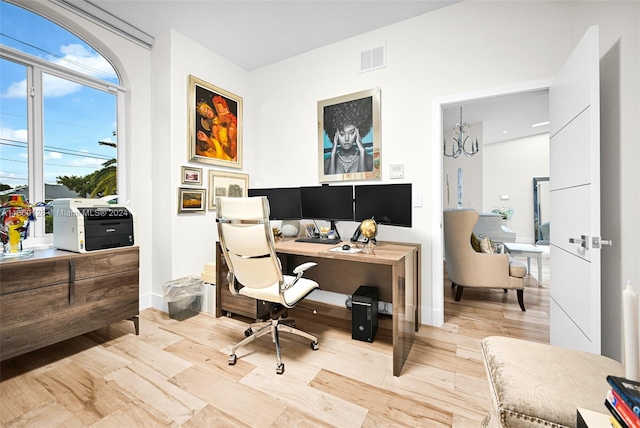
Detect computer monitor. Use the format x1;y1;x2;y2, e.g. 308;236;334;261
247;187;301;220
354;183;412;227
299;185;354;222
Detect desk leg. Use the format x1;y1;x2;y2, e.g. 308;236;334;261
392;259;417;377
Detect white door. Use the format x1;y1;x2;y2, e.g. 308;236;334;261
549;25;602;354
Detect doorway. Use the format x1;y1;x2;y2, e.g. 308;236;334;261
431;79;553;327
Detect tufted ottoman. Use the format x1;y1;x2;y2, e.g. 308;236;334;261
481;336;625;428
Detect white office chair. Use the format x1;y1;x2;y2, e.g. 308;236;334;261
216;196;319;374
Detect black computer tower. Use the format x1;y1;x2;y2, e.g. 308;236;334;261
352;285;379;342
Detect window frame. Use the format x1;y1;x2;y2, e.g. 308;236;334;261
1;45;127;249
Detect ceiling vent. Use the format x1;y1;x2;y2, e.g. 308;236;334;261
360;45;386;73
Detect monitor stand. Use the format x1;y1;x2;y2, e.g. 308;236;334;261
329;220;341;240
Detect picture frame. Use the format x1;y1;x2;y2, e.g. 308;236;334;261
188;75;243;168
317;88;381;183
180;165;203;185
178;187;206;213
208;170;249;210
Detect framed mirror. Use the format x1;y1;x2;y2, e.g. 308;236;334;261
533;176;550;244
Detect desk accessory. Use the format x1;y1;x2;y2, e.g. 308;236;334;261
351;218;378;253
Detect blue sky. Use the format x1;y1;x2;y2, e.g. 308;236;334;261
0;0;119;190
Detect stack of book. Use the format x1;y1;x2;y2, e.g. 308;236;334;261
605;375;640;428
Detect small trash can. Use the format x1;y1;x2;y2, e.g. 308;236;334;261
163;276;205;321
352;285;379;342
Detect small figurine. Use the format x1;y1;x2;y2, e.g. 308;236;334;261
1;194;36;257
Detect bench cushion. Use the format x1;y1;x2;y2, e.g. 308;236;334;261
481;336;624;428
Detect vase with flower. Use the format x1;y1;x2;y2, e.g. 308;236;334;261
492;207;514;226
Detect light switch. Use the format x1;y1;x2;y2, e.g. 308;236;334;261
413;193;422;207
501;194;510;200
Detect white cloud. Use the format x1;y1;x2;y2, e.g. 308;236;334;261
69;157;105;168
47;152;63;160
0;126;27;142
1;74;82;99
2;80;27;99
44;74;83;97
2;43;117;99
53;44;117;80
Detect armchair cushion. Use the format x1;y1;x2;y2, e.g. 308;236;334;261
480;236;497;254
471;233;497;254
508;258;527;278
471;233;482;252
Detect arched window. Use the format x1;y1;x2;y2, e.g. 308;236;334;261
1;0;125;245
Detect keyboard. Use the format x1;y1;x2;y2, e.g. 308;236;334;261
295;237;341;245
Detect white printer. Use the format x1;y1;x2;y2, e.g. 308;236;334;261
53;198;137;253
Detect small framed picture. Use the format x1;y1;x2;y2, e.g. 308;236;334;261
178;187;206;213
181;166;203;185
208;170;249;210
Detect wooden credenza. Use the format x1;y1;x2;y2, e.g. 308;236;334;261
0;246;139;361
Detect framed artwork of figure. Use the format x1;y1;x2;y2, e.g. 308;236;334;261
188;75;243;168
317;88;381;182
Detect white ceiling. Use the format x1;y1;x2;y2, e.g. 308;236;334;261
76;0;549;144
85;0;462;71
443;90;549;146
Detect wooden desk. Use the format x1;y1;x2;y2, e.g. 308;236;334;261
217;239;420;376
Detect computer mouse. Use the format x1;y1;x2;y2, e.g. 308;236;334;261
342;244;351;251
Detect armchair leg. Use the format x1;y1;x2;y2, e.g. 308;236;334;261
517;289;526;311
455;285;464;301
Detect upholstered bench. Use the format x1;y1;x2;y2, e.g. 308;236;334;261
481;336;625;428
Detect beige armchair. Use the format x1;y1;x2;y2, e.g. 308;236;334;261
443;209;526;311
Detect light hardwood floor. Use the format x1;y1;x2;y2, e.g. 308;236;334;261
0;253;550;427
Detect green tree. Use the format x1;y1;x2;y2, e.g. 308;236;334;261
56;140;117;198
90;141;116;197
57;173;95;197
0;183;13;204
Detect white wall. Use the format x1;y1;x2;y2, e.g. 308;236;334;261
443;122;483;211
18;0;639;362
149;30;251;310
483;133;550;243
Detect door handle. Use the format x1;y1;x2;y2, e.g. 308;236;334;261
592;237;613;248
569;235;589;249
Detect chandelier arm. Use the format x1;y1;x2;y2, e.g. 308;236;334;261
443;107;479;158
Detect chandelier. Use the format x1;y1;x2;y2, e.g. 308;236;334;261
443;107;479;158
